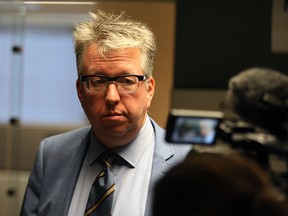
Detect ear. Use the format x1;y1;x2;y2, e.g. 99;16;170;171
76;79;83;103
146;77;155;106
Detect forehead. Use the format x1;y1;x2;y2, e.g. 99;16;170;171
83;45;143;74
84;45;142;65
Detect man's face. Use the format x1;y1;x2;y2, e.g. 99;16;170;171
77;45;155;148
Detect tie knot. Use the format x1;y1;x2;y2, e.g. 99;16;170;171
100;151;116;168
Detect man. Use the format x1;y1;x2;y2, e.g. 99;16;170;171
20;10;191;216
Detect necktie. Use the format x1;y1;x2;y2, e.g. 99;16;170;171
84;151;116;216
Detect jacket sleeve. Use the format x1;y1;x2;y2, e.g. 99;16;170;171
20;140;45;216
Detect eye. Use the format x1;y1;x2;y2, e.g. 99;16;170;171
118;76;136;86
90;77;107;87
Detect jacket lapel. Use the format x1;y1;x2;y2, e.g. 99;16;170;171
144;119;192;216
54;130;90;216
144;119;176;216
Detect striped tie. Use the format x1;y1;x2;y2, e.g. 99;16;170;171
84;152;116;216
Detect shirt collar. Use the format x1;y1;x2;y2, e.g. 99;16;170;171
87;133;107;166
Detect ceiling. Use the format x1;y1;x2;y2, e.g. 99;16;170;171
0;1;97;27
0;0;174;27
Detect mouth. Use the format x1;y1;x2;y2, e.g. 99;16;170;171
102;113;123;121
103;112;122;117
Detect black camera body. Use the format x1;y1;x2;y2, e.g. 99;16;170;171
165;108;288;194
165;108;287;154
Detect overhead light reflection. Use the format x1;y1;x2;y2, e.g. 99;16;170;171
24;1;96;5
0;1;97;5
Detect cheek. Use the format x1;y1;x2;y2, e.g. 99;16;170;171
80;95;101;115
126;94;150;113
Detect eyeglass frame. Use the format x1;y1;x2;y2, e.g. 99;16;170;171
78;74;147;94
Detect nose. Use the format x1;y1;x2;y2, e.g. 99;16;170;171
105;82;120;104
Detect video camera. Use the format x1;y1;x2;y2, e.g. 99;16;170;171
165;108;288;194
165;108;288;157
165;67;288;194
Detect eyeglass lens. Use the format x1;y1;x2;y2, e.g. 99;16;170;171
87;76;140;93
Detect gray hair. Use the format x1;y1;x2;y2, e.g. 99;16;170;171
73;10;157;77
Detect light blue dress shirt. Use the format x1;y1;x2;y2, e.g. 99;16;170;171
68;116;155;216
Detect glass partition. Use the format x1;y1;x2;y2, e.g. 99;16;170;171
0;1;97;125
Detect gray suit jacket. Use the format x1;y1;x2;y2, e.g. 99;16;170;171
20;118;192;216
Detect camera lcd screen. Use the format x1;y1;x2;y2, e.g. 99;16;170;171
165;109;223;145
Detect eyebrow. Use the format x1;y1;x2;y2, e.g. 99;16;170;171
89;71;137;76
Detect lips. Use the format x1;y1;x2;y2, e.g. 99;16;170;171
102;112;123;121
103;112;122;117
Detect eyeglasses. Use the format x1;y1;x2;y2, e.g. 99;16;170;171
79;74;147;94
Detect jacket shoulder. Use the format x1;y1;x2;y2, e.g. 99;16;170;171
39;125;91;154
